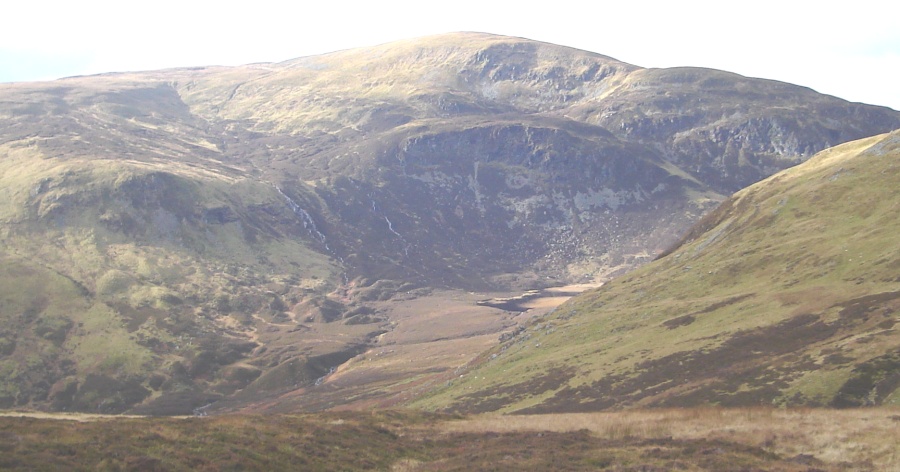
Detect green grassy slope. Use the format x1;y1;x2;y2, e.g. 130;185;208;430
0;133;351;413
414;131;900;412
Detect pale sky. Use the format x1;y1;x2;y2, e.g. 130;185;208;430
2;0;898;110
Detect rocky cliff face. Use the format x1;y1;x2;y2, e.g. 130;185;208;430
1;32;899;413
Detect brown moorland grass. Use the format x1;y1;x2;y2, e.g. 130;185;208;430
0;408;896;471
443;407;900;471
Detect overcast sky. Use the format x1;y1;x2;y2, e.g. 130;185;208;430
2;1;898;110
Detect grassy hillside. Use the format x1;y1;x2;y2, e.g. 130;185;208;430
0;140;356;413
413;131;900;413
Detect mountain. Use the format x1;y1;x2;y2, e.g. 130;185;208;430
413;131;900;413
1;32;898;413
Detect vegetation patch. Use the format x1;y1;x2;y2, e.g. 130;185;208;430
448;367;577;414
832;350;900;407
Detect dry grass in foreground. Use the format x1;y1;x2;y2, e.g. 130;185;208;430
1;408;897;470
444;407;900;471
0;411;149;422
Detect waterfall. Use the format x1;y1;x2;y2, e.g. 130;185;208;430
275;184;348;286
384;216;402;238
275;185;330;251
314;366;337;386
371;199;411;256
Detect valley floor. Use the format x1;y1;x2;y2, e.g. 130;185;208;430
239;284;598;413
1;407;897;471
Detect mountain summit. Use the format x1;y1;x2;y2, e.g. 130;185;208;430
1;33;898;413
